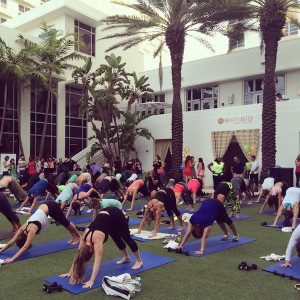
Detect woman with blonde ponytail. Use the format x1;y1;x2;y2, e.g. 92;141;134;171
60;207;143;288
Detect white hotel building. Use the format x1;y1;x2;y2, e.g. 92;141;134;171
0;0;300;186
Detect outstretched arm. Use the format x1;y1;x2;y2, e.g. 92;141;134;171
195;226;212;255
0;225;26;253
178;222;192;249
292;204;299;230
272;205;284;227
259;193;271;213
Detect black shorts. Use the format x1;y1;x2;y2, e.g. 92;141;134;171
110;179;119;192
46;201;70;227
96;179;111;194
214;182;230;198
212;199;233;225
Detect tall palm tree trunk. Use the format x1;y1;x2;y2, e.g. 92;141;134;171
169;43;184;180
261;37;278;181
0;83;8;146
39;76;52;158
16;83;24;155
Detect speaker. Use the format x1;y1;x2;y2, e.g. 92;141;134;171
270;167;294;187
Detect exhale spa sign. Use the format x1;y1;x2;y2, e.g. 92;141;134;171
218;115;253;125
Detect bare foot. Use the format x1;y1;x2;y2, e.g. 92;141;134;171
253;200;260;203
177;226;184;231
247;201;252;205
116;257;130;265
235;213;240;219
229;212;233;217
131;259;143;270
168;224;176;229
127;208;133;211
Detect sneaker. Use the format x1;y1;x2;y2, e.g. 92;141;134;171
221;233;230;241
232;235;239;242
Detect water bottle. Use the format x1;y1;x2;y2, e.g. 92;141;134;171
176;232;182;243
135;274;142;292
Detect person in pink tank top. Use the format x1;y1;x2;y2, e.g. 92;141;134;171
122;179;150;211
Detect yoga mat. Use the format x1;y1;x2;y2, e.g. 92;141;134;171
158;226;187;234
45;252;176;294
254;210;277;216
230;214;252;221
0;238;78;262
264;219;300;229
181;235;255;257
130;229;170;242
70;217;141;227
0;231;14;241
123;204;145;211
263;256;300;280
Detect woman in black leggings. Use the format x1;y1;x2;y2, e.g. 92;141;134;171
136;187;184;238
0;192;21;231
0;201;80;264
60;207;143;289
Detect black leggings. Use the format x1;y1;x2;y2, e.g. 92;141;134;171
155;192;181;217
109;216;138;252
0;192;20;224
46;201;70;227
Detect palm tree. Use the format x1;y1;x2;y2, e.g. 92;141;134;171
224;0;300;180
100;0;237;180
17;21;84;158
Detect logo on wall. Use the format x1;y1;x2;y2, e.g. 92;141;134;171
218;116;253;125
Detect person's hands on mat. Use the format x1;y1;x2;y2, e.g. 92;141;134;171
194;249;205;256
280;261;292;268
148;233;156;238
4;257;14;264
59;273;71;278
83;279;94;288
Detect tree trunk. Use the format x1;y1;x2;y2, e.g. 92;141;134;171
0;83;8;147
169;45;184;181
260;36;278;181
17;83;24;155
39;76;52;158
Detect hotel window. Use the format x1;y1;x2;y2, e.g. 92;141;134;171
186;85;218;111
140;93;166;116
30;82;57;158
1;17;7;23
18;4;30;15
244;75;285;105
74;20;95;56
65;85;87;157
283;22;298;37
0;80;19;154
1;0;7;8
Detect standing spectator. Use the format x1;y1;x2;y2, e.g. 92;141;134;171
124;159;134;180
102;157;111;174
135;158;143;179
9;158;17;178
249;155;259;192
17;154;27;178
231;156;246;178
295;154;300;188
68;156;77;172
35;156;42;174
191;156;196;178
183;155;193;183
2;155;10;176
197;157;205;180
114;156;122;174
27;157;36;178
208;157;225;190
153;155;162;175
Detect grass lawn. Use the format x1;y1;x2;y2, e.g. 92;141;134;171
0;197;299;300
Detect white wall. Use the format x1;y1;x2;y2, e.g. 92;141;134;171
135;100;300;187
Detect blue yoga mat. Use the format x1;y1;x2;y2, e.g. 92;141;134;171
264;219;300;228
254;210;277;216
181;235;255;257
263;256;300;279
45;252;176;294
123;204;145;211
230;214;252;221
0;238;78;262
70;216;141;227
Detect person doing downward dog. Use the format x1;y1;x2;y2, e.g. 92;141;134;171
0;193;22;232
280;224;300;268
122;179;150;211
136;187;184;238
0;201;80;263
55;182;79;210
59;207;143;288
89;198;123;221
255;177;275;203
259;181;288;214
0;176;27;203
187;178;204;204
177;199;239;255
272;187;300;230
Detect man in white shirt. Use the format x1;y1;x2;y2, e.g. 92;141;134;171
249;155;259;192
17;154;27;177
